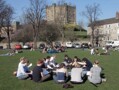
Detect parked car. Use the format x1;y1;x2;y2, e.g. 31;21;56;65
39;43;45;49
105;40;113;47
73;43;81;48
81;43;89;49
0;46;3;49
65;42;73;48
15;44;22;50
106;40;119;48
23;44;31;49
54;42;61;48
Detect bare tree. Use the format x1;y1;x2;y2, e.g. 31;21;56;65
40;24;60;45
65;30;76;42
12;24;33;43
0;0;6;33
82;3;101;47
78;20;85;31
24;0;46;49
1;4;14;49
54;0;66;44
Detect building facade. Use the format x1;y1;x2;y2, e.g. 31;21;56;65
87;12;119;46
46;3;76;24
0;21;20;38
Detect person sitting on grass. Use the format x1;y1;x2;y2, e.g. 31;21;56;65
32;60;51;82
80;58;93;77
71;56;81;68
70;64;84;84
44;56;55;71
53;63;69;84
23;59;33;78
95;48;100;55
82;58;93;71
88;60;102;84
100;47;110;55
63;55;72;69
16;57;32;80
49;55;57;68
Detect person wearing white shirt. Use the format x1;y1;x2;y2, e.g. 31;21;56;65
49;55;57;67
90;48;95;55
16;57;30;79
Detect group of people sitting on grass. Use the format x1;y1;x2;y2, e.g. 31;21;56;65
42;46;65;54
13;54;106;85
90;47;110;55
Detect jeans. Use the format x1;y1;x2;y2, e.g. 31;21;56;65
17;74;28;80
53;75;69;83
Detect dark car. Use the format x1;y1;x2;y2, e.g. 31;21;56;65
0;46;3;49
54;42;61;48
39;43;45;49
81;43;89;49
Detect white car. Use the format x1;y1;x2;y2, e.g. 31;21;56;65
73;43;80;48
106;40;119;47
23;44;31;49
65;42;73;48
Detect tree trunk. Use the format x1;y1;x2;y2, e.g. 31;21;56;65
7;29;11;49
60;29;65;44
33;26;37;50
61;33;64;44
91;29;95;47
33;35;37;49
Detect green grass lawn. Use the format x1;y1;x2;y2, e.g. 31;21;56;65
0;49;119;90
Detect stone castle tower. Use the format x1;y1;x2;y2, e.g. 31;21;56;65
46;3;76;24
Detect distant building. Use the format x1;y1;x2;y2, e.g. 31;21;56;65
87;12;119;46
46;3;76;24
0;21;20;38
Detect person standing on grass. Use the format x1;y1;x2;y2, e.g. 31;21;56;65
90;48;95;55
88;60;102;84
32;60;51;82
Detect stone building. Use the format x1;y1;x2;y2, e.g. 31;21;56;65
46;3;76;24
0;21;20;38
87;12;119;46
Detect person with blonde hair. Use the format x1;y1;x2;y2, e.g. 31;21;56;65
16;57;32;79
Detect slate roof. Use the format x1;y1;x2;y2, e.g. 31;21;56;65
96;17;119;26
88;17;119;27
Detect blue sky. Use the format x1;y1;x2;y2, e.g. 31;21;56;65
5;0;119;25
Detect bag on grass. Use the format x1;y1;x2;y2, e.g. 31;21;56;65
63;83;74;89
